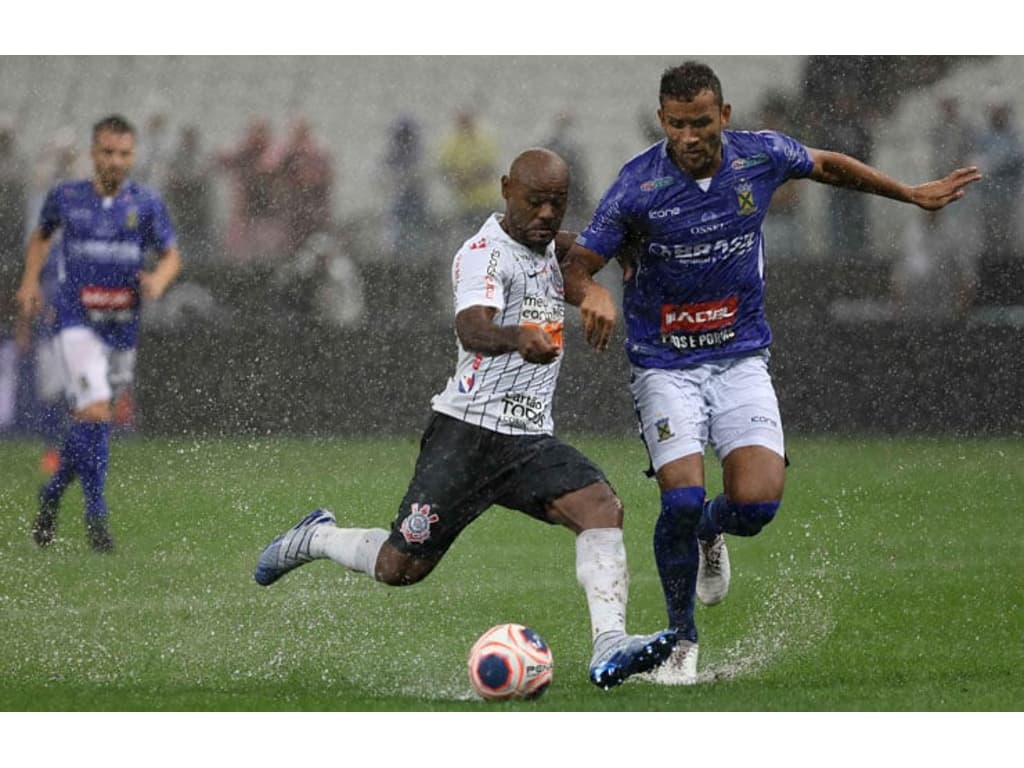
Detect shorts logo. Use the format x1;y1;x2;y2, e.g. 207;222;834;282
655;417;674;442
400;503;439;544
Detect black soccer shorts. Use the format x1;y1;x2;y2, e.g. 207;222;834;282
388;411;609;560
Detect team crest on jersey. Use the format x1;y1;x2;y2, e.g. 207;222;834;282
641;176;675;192
655;417;675;442
400;503;439;544
735;182;757;216
124;208;139;230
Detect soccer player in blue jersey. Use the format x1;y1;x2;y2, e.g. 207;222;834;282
16;115;181;552
562;61;981;683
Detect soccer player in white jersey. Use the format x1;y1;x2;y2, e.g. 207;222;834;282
17;115;181;551
255;148;677;690
562;62;981;683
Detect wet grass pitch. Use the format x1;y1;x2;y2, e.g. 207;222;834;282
1;434;1021;712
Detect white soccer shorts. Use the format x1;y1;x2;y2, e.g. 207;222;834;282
631;351;785;472
35;335;66;403
55;326;136;412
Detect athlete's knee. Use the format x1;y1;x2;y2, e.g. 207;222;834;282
374;545;437;586
550;482;623;532
658;486;706;532
74;400;111;423
731;500;780;536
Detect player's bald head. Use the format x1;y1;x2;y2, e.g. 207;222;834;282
500;148;569;252
507;147;570;188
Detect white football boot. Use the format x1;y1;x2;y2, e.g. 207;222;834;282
696;534;731;606
636;639;699;685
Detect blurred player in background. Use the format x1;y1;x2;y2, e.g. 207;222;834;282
17;133;81;474
255;148;677;690
562;61;981;683
16;115;181;552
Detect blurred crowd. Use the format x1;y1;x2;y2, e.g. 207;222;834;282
3;56;1024;435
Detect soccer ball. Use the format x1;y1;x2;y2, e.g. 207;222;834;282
467;623;554;701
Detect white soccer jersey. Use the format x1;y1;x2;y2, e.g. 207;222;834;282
431;214;565;435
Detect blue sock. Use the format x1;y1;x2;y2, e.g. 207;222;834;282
42;426;79;503
71;422;111;524
699;494;780;538
653;486;705;643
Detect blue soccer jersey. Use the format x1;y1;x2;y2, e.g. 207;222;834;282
577;130;814;369
39;179;176;349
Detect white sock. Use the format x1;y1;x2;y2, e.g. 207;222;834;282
310;526;388;576
576;527;628;645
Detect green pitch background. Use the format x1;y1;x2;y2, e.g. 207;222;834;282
0;435;1021;712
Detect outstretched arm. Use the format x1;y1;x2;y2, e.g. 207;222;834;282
808;149;982;210
562;243;616;352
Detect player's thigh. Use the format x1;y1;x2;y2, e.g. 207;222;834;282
56;326;113;413
387;413;499;562
722;445;785;502
707;352;785;500
631;365;709;475
546;481;622;533
495;437;615;532
108;347;137;395
35;335;66;402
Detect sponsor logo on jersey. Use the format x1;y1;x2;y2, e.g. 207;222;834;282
70;239;143;264
660;327;737;350
650;232;756;263
400;503;439;544
521;296;564;349
655;417;674;442
521;295;563;325
731;154;770;171
469;237;488;250
661;296;738;333
736;182;757;215
690;222;726;235
485;250;500;299
80;285;136;323
640;176;675;192
499;392;546;429
81;286;136;310
649;206;682;220
459;352;484;393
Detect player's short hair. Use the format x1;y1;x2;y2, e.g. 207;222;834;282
659;62;724;107
92;114;135;142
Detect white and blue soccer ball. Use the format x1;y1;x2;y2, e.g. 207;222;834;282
467;622;554;701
